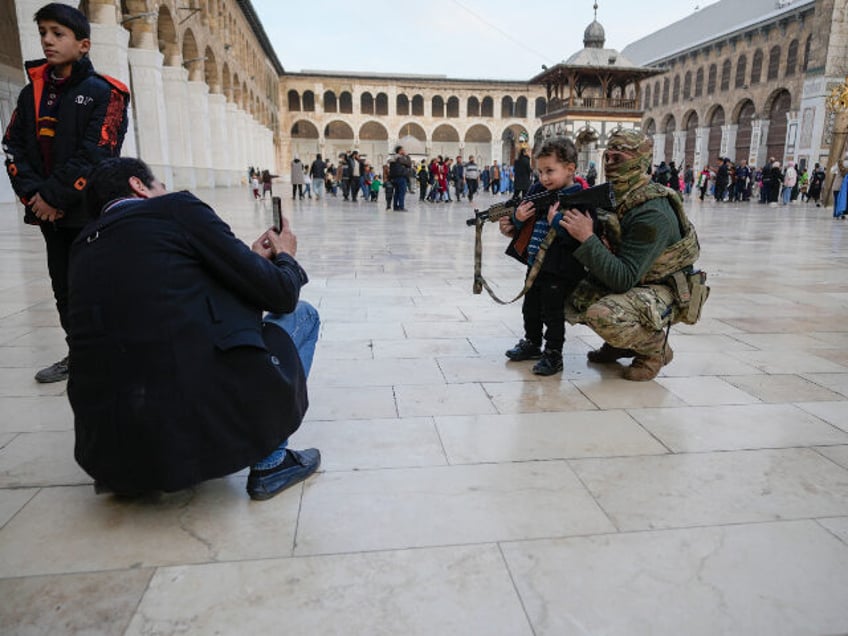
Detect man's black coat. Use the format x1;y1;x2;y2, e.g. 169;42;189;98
67;191;308;492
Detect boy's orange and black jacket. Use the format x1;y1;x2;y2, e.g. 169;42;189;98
3;55;129;227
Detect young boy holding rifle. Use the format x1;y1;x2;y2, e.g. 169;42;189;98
499;137;597;376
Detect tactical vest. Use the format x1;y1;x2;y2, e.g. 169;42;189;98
604;183;709;324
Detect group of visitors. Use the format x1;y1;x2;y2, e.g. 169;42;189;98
689;156;827;207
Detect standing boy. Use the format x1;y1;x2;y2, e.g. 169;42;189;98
500;137;591;376
3;3;129;383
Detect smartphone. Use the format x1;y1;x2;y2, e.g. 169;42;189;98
271;196;282;233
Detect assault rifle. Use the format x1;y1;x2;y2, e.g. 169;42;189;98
465;182;615;226
467;182;616;301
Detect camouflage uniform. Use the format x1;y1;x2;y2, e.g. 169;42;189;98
566;130;706;378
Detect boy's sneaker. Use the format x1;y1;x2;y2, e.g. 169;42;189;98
532;350;563;376
505;339;543;361
35;356;69;383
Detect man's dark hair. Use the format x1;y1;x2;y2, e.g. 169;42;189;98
86;157;156;218
394;145;403;154
35;3;91;40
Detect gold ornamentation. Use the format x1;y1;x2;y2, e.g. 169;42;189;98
826;76;848;113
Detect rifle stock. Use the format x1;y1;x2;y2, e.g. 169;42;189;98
465;182;615;226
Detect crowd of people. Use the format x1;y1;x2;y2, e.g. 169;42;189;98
652;156;831;209
259;148;578;211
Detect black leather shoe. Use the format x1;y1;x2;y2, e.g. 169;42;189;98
247;448;321;501
505;339;542;361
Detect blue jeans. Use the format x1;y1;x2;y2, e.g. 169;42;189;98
781;186;792;205
264;300;319;377
253;300;320;469
392;177;407;209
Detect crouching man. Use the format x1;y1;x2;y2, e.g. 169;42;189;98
559;129;708;381
67;157;320;499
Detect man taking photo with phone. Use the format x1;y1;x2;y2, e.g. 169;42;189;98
67;157;321;500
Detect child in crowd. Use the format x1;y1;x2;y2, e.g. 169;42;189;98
251;173;260;199
371;173;381;201
500;137;591;376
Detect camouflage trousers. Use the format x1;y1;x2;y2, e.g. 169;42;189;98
566;280;676;356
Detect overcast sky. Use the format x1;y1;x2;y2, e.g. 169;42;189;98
252;0;719;80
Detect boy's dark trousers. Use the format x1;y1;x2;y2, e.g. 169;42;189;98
522;270;571;353
40;223;83;334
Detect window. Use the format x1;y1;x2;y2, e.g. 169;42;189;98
481;96;494;117
287;90;300;111
786;39;798;76
501;95;514;118
515;96;528;118
396;94;409;116
672;75;680;103
707;64;717;94
802;35;812;71
767;46;780;81
644;84;652;109
446;96;459;118
751;49;763;84
323;90;336;113
720;60;731;91
683;71;692;99
653;80;660;106
535;97;547;117
360;92;374;115
432;95;444;117
302;91;314;111
695;68;704;96
735;55;747;88
339;91;352;114
412;94;424;116
467;96;480;117
375;93;388;115
662;77;670;105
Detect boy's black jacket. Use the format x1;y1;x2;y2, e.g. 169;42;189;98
3;55;129;227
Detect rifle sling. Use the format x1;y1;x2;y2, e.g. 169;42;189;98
473;222;556;305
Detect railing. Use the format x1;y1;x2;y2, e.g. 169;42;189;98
547;97;640;112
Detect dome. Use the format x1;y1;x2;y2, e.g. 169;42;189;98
583;19;605;48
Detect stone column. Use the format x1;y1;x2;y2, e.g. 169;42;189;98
126;47;172;187
673;130;687;168
187;80;214;187
694;127;710;171
207;92;231;186
784;110;800;163
14;0;45;62
490;139;503;166
236;109;252;184
262;125;275;173
225;101;241;182
653;133;666;166
161;65;195;189
751;119;769;168
88;10;138;158
722;124;738;161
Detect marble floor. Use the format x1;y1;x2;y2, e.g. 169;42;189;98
1;185;847;635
